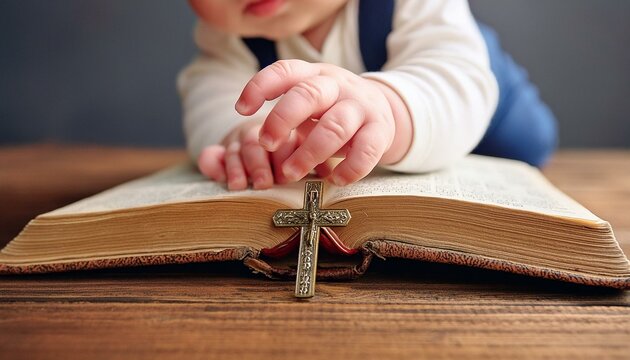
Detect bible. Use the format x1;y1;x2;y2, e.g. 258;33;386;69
1;155;629;289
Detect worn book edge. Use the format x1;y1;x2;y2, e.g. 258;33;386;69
1;236;628;290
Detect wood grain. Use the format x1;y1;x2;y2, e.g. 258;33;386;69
1;145;629;360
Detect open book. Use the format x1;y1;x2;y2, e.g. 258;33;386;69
1;155;629;289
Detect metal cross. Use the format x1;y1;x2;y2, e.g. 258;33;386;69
272;181;351;298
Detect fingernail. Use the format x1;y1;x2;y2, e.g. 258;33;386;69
282;163;300;182
253;178;266;189
252;173;267;189
235;99;248;114
259;133;274;150
228;176;245;191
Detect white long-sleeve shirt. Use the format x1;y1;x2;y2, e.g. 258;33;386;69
178;0;498;172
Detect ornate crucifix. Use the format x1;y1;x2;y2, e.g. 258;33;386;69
273;181;351;298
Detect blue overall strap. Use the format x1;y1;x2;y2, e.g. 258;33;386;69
242;37;278;69
358;0;394;72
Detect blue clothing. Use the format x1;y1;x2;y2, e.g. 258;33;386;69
475;24;557;166
243;0;557;167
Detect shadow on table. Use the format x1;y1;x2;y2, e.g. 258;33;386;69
1;258;625;305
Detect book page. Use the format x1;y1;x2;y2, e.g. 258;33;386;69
45;163;305;216
326;155;602;222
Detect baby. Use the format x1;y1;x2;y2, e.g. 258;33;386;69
179;0;556;190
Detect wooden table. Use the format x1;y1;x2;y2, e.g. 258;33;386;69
1;144;629;360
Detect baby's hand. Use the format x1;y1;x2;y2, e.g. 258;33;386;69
235;60;410;186
198;120;336;190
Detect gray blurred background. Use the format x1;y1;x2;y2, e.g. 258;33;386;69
1;0;629;148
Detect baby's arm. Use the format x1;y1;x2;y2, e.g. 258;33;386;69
182;0;497;188
363;0;499;172
235;0;498;183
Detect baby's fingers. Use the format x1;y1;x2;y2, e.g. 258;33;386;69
330;121;390;186
271;133;298;184
235;60;320;116
198;145;226;182
259;75;339;151
225;142;248;191
241;128;274;190
281;99;364;182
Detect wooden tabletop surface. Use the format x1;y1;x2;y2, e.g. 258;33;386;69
1;144;629;360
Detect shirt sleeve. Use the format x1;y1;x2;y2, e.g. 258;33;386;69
361;0;499;172
177;22;274;161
